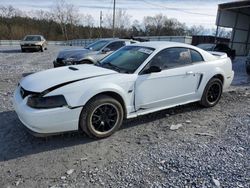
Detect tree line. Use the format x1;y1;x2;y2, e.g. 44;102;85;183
0;1;230;41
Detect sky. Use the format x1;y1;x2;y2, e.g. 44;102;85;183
1;0;233;28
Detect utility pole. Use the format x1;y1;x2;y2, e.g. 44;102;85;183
100;11;103;38
112;0;116;38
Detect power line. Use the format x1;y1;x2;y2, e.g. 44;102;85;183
107;0;114;15
141;0;215;17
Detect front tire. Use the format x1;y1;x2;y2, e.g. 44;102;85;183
79;95;124;138
200;78;223;107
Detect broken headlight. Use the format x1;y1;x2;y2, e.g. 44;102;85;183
27;95;67;109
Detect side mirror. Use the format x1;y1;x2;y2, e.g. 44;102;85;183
102;47;111;53
143;66;161;74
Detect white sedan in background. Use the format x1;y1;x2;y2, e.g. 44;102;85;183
13;42;234;138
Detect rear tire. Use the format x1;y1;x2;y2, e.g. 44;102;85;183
200;78;223;107
79;95;124;139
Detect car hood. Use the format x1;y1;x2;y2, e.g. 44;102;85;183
57;48;98;60
20;65;117;93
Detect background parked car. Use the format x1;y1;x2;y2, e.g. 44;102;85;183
197;43;236;60
53;39;139;67
20;35;47;52
246;50;250;75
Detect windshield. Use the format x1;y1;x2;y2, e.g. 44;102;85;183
24;36;41;41
85;40;110;51
197;43;215;51
98;46;155;73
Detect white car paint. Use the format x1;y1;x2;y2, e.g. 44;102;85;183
13;41;234;135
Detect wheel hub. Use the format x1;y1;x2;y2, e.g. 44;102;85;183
207;83;221;103
91;103;118;133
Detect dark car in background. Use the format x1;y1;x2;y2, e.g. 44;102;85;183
197;43;236;60
53;39;139;67
20;35;47;52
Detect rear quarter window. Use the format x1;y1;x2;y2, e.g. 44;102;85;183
191;49;204;63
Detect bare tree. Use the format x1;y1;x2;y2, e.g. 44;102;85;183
165;18;187;36
0;5;22;39
67;4;80;39
212;27;232;39
188;25;208;35
52;0;79;40
31;10;54;38
130;19;143;36
142;14;187;36
104;9;131;37
83;14;95;38
52;0;68;40
143;14;165;36
32;10;53;21
0;5;21;18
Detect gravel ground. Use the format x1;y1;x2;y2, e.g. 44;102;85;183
0;45;249;188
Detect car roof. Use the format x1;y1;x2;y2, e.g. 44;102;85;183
98;38;138;43
197;43;215;46
130;41;199;50
24;35;44;38
129;41;217;62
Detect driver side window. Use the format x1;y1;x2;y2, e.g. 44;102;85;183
106;41;125;51
149;47;192;70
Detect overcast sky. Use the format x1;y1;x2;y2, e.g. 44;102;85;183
1;0;233;28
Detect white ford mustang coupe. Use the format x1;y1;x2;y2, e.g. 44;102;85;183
13;42;234;138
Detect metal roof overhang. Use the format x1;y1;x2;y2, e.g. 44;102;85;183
216;1;250;55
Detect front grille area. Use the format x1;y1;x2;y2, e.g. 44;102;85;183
23;44;36;46
20;87;39;99
56;58;65;65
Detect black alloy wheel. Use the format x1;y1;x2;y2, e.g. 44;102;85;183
206;82;221;104
79;95;124;138
90;103;119;133
200;78;222;107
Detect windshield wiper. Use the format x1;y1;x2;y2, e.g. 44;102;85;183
122;70;132;74
104;62;121;72
97;62;131;73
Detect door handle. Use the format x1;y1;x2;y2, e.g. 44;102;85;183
186;71;194;75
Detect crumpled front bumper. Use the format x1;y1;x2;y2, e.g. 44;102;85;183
12;86;82;136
